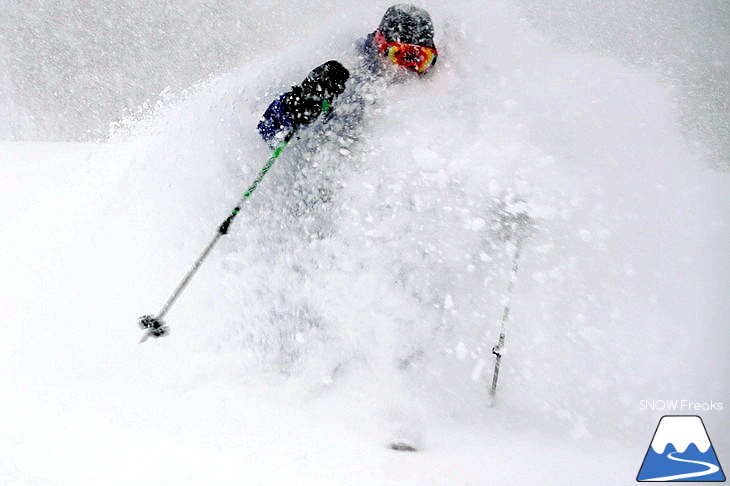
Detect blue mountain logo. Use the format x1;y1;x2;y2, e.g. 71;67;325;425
637;415;725;482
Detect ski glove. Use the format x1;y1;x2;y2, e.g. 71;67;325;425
282;60;350;129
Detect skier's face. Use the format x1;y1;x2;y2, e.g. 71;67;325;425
384;43;437;74
374;30;437;75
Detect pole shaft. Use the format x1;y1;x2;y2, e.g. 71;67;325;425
489;237;523;398
157;232;222;319
154;136;291;321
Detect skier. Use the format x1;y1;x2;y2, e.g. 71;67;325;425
257;4;438;145
255;5;439;453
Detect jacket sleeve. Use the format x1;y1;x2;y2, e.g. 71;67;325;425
257;93;293;144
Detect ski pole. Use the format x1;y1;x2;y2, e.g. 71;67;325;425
489;234;524;401
138;134;292;343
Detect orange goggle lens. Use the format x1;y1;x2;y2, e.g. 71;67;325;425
385;43;437;74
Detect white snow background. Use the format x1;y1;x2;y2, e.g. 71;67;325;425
1;1;729;485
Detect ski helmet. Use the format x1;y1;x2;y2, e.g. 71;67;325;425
377;4;435;48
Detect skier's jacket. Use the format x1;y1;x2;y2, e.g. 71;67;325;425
257;93;292;143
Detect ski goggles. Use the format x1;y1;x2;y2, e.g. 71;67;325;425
374;30;437;74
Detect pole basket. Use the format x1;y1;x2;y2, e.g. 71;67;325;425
138;315;169;342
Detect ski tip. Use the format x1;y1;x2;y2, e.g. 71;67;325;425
389;442;419;452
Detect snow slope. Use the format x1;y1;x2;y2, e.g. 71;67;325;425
2;1;729;484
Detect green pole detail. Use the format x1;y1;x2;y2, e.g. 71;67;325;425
243;138;289;198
